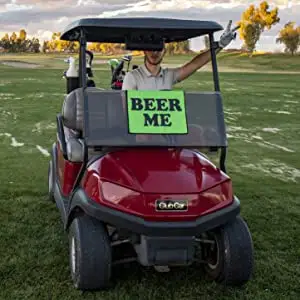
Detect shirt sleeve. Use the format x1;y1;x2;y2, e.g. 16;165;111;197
167;68;181;85
122;72;137;90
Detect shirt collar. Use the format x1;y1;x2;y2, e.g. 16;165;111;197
141;64;164;77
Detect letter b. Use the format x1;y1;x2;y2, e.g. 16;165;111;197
131;98;143;110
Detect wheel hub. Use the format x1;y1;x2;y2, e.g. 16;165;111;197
198;233;219;269
206;234;219;269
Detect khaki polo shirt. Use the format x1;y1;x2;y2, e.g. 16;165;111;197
122;64;181;90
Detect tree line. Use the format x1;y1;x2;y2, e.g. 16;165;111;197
0;30;190;55
0;30;40;53
0;1;299;56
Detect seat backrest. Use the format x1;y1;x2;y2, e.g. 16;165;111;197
62;87;102;132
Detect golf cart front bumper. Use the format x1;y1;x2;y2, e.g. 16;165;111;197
67;188;240;237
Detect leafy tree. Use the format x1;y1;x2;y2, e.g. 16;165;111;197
42;32;77;53
49;32;61;52
177;40;190;53
88;43;108;53
42;41;50;53
16;29;28;52
276;22;300;55
31;38;41;52
8;32;18;52
10;32;17;42
0;33;10;51
66;41;79;53
87;42;100;52
165;42;175;55
165;41;190;54
19;29;27;41
238;1;280;54
0;30;41;53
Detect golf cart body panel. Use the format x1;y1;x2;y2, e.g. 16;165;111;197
52;141;238;228
56;141;82;197
83;148;231;194
80;149;234;222
67;187;240;236
60;17;223;43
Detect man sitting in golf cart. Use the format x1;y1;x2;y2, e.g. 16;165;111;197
122;20;238;90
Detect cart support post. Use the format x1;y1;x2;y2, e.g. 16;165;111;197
71;28;89;195
209;33;220;92
79;29;87;89
209;33;227;174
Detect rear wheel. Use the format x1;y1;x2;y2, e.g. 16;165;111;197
201;216;254;286
47;160;55;202
68;215;112;290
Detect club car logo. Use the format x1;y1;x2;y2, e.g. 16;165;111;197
156;200;188;211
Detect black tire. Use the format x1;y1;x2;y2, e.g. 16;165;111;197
47;160;55;202
68;215;112;290
202;216;254;286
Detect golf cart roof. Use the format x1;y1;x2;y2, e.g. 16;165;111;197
60;17;223;43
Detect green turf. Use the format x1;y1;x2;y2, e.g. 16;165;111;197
0;55;300;300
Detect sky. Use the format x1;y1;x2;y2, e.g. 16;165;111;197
0;0;299;52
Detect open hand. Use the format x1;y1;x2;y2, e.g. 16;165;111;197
218;20;240;49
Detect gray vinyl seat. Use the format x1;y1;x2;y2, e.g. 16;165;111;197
62;88;85;134
61;87;104;162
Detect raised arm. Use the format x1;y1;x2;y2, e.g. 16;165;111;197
176;48;221;82
176;20;239;83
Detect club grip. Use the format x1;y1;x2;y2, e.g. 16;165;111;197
232;25;240;31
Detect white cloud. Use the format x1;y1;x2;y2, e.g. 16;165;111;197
4;0;33;11
0;0;299;50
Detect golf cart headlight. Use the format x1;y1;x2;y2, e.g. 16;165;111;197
101;182;138;204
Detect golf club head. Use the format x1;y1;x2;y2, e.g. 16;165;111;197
123;55;132;62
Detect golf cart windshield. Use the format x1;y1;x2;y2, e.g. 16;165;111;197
83;89;227;148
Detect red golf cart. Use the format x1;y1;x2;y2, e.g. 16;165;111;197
47;17;254;290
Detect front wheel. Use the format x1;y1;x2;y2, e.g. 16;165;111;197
202;216;254;286
68;215;112;290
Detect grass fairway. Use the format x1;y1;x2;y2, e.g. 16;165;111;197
0;54;300;300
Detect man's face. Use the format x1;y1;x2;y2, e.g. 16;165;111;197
144;49;165;66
